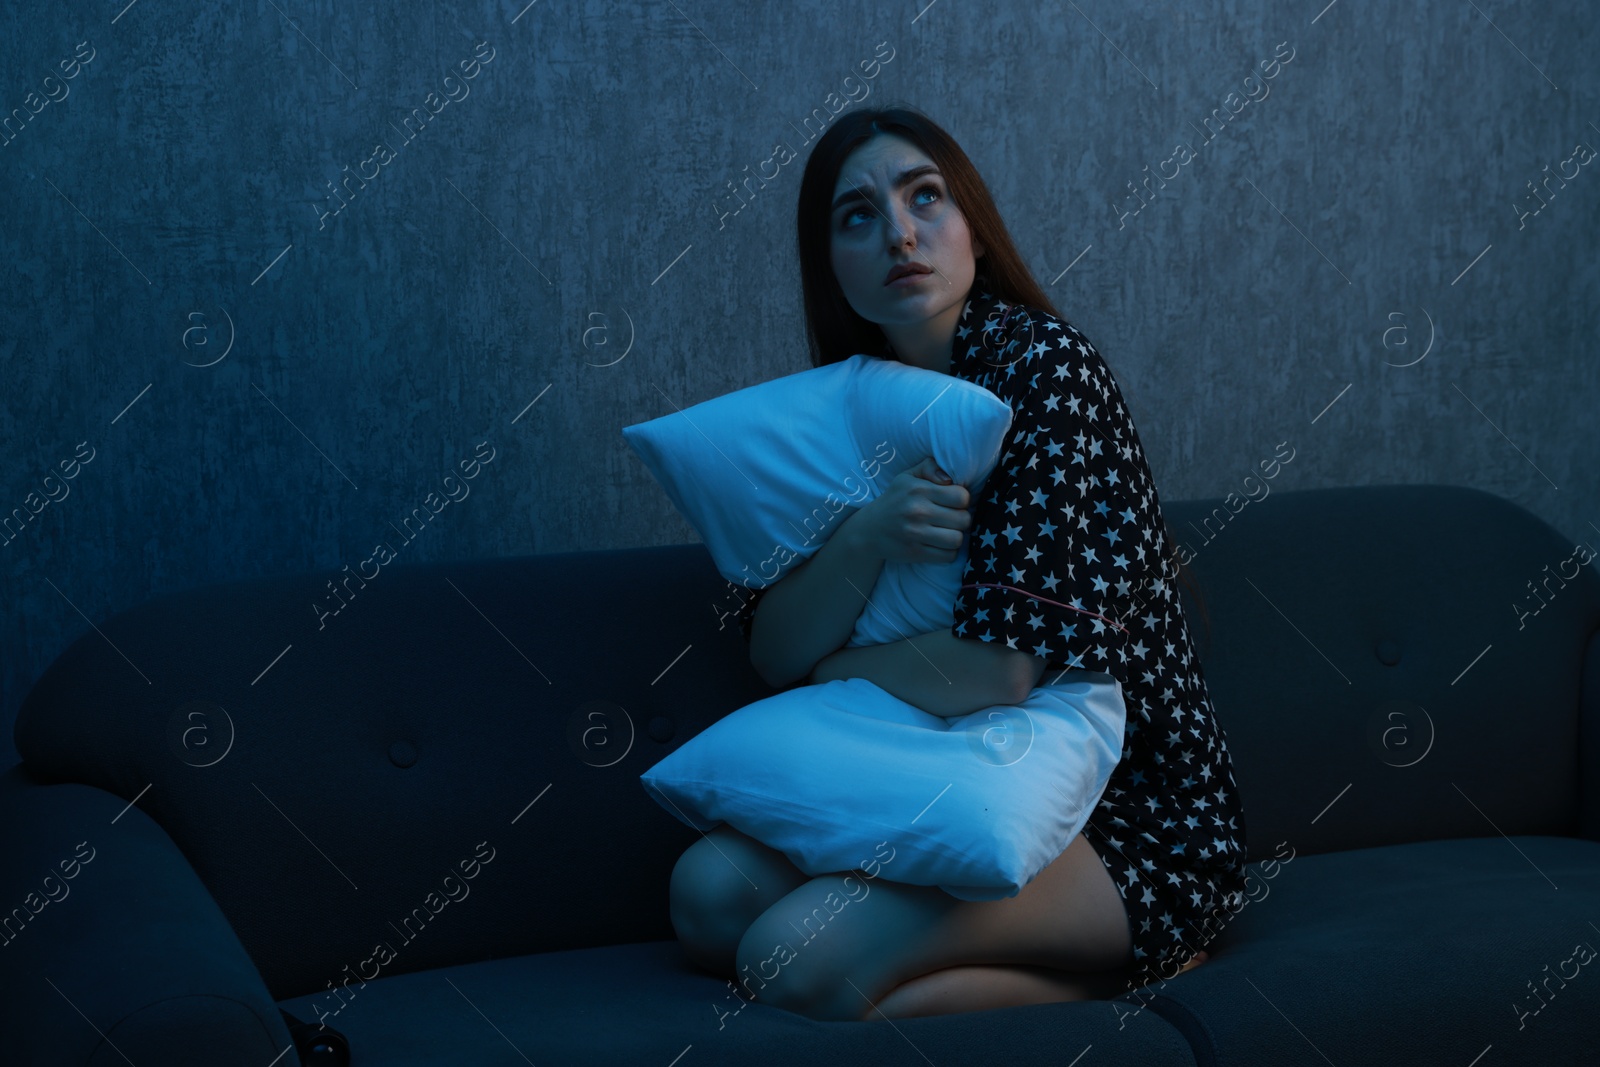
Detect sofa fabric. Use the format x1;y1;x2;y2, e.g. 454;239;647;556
0;772;295;1066
4;483;1599;1065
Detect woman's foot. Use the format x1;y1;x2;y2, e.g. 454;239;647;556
1175;949;1210;975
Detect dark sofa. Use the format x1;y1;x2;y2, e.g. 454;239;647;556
4;483;1598;1066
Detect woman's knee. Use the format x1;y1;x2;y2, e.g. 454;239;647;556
669;827;807;968
731;872;956;1019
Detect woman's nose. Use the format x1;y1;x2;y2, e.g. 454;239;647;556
884;207;916;250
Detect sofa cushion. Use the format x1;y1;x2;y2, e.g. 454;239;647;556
1143;834;1600;1064
276;938;1204;1066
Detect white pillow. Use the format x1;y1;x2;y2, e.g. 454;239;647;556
639;673;1127;900
621;353;1013;646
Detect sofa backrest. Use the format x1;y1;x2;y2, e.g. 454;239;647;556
14;541;774;1000
13;483;1600;998
1165;483;1600;863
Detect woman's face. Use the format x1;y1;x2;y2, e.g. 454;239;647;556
828;134;986;370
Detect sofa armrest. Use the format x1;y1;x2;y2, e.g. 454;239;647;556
1581;627;1600;843
0;765;297;1067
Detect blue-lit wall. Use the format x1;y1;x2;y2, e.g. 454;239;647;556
1;0;1595;768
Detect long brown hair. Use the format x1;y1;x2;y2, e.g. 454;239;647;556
793;105;1212;650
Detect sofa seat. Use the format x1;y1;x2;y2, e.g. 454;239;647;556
276;939;1202;1066
1145;834;1600;1065
268;835;1600;1066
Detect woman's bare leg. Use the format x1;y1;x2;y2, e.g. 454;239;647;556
670;825;810;975
868;951;1211;1020
735;833;1135;1020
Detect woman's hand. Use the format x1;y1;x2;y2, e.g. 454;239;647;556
848;456;973;565
799;457;971;688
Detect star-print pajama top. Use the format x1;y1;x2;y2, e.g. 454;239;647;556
734;279;1250;990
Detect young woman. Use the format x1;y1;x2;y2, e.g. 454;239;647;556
670;106;1249;1021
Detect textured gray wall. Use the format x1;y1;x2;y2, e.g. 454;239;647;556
1;1;1596;770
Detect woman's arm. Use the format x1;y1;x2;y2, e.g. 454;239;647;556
750;456;1031;704
747;504;888;689
809;631;1046;718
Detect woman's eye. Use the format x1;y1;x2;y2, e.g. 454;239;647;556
840;184;942;229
